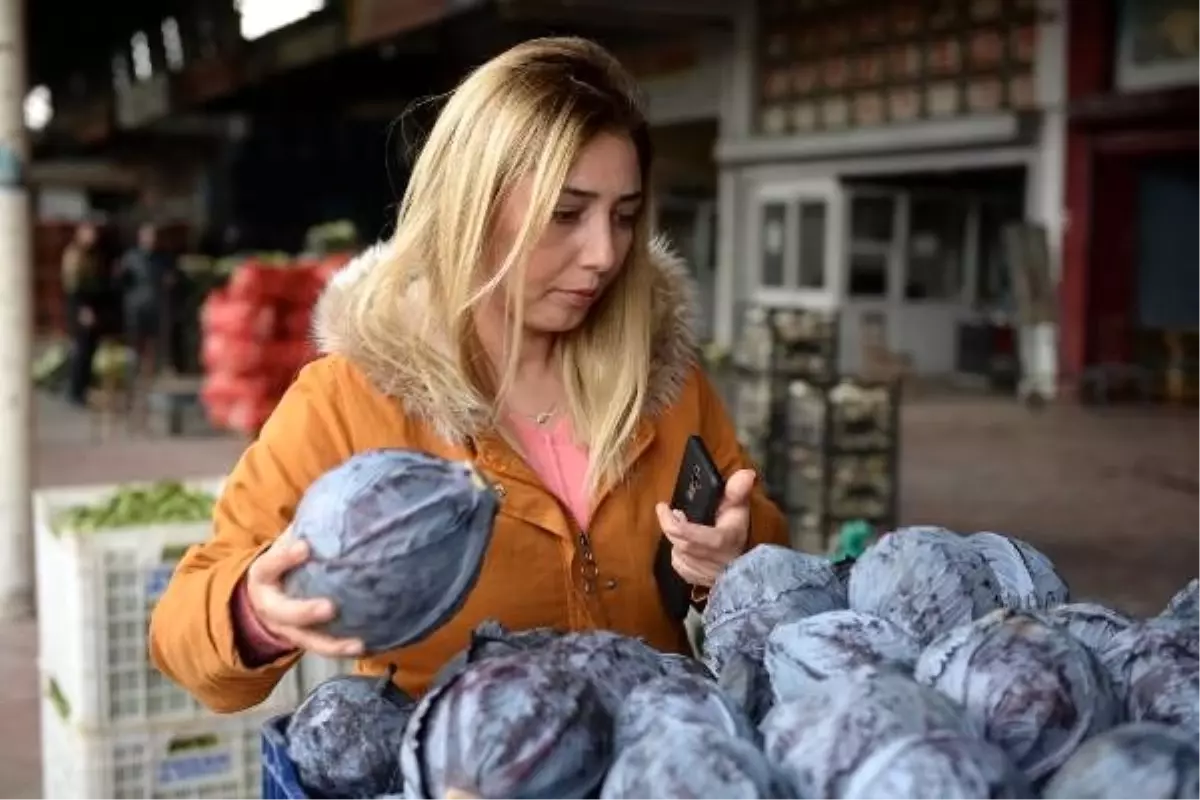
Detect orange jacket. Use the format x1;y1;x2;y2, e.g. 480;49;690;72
148;241;788;712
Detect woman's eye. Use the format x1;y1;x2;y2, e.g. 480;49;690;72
615;212;639;228
552;209;582;224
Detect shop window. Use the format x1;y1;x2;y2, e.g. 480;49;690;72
850;195;894;245
797;202;827;289
905;197;967;300
1115;0;1199;91
848;251;889;298
756;194;831;292
977;199;1022;307
760;202;787;288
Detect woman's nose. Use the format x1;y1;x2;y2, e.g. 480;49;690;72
579;219;617;273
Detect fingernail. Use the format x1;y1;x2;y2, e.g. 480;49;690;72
345;640;364;656
673;509;687;523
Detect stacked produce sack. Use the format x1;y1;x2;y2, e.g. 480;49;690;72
200;253;350;434
261;449;1199;800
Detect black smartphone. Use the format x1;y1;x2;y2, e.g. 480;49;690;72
655;435;727;620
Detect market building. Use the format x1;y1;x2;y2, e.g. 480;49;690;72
1060;0;1197;401
697;0;1065;390
25;0;1198;397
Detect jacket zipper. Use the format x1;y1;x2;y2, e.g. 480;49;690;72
578;530;599;595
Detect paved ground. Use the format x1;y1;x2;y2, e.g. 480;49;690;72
1;388;1196;797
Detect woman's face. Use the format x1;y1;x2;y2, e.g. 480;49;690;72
492;131;643;334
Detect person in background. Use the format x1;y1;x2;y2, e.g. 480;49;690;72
149;36;789;712
118;222;182;375
61;221;105;407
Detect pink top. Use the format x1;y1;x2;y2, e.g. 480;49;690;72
232;416;591;665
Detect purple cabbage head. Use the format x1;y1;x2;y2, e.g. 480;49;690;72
1035;602;1134;657
399;654;612;799
717;651;775;727
1043;722;1200;800
843;731;1031;799
601;722;787;799
539;630;687;714
760;670;970;799
1101;618;1199;736
286;669;414;799
1161;579;1199;628
915;609;1120;780
702;545;847;675
765;609;920;702
429;620;562;691
283;449;498;654
848;526;1002;646
614;674;757;750
966;531;1069;610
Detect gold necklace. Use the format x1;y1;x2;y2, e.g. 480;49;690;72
511;403;558;426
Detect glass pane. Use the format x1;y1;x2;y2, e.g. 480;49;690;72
849;250;889;297
977;199;1022;305
906;196;967;300
760;202;787;287
797;201;827;289
851;195;895;243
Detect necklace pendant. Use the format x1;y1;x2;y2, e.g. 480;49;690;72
535;411;552;426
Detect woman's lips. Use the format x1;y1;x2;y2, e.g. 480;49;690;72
558;288;598;307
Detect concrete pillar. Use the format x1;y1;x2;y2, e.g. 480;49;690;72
1022;0;1069;400
0;0;35;620
713;4;755;349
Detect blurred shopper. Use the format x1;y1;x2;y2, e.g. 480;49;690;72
118;222;184;375
61;221;105;407
150;37;788;710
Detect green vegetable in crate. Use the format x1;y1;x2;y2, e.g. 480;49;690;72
282;449;499;654
286;666;415;798
55;481;216;533
830;519;875;562
91;340;133;384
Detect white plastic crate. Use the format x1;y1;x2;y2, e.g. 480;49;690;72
39;692;272;799
296;652;356;697
33;479;300;729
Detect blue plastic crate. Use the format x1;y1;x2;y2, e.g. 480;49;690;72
262;714;311;799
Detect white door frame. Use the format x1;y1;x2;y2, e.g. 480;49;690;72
746;177;844;311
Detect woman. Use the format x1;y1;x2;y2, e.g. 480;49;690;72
149;36;788;712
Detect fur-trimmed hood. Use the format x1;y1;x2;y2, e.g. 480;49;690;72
312;237;701;443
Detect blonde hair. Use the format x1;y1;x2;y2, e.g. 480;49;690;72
348;37;657;497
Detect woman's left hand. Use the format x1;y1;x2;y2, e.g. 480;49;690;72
655;469;757;587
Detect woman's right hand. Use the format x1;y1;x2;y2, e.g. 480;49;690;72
245;535;365;658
